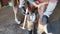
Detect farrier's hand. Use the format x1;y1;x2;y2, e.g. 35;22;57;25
31;2;38;7
38;2;48;8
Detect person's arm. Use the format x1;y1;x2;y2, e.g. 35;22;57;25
31;2;38;7
31;1;49;7
43;0;58;18
39;2;48;6
37;0;49;7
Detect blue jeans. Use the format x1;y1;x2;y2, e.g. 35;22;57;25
42;15;48;24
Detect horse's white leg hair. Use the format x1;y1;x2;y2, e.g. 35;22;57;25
37;24;52;34
44;24;48;33
44;24;52;34
13;7;21;24
11;0;21;24
37;24;44;34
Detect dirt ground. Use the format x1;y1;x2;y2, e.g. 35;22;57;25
0;0;60;34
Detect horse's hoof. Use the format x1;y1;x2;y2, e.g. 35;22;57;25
17;21;21;24
15;19;21;24
37;31;42;34
20;26;25;29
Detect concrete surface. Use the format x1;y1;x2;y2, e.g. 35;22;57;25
0;0;60;34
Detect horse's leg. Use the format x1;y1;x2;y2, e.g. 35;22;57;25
43;24;52;34
20;8;28;29
11;0;21;24
13;7;21;24
43;23;48;33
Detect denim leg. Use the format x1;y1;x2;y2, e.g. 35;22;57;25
42;15;48;25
